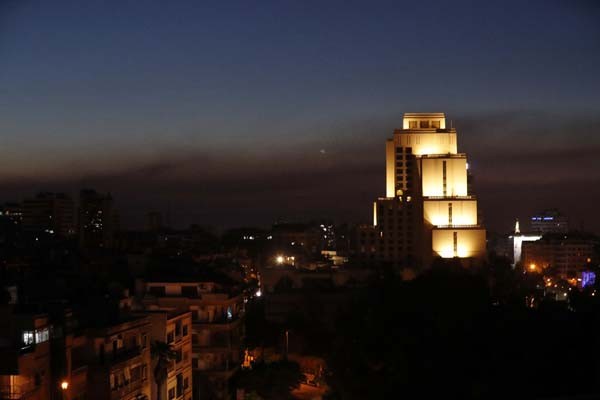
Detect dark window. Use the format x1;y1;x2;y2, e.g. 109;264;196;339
148;286;165;296
181;286;198;298
405;147;412;154
182;325;188;336
176;374;184;396
175;321;182;336
419;120;430;128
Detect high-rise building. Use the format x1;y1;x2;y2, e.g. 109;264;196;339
530;209;569;234
0;202;23;224
22;192;75;236
145;211;164;232
78;189;117;249
373;113;486;271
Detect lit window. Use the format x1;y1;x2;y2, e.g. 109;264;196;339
22;331;34;346
35;327;49;344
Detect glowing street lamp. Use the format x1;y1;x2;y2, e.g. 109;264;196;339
276;255;284;265
529;263;537;272
60;380;69;400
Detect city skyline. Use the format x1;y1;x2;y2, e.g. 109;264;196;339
1;1;600;231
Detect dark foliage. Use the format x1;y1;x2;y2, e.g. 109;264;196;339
233;361;303;399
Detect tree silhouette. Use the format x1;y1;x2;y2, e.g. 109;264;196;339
151;341;177;400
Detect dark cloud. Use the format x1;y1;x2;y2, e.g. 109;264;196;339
1;111;599;233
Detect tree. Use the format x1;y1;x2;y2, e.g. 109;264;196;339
151;341;177;400
233;361;303;399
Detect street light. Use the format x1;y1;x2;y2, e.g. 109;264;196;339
529;263;536;272
60;380;69;400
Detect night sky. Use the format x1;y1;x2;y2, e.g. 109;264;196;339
1;0;599;232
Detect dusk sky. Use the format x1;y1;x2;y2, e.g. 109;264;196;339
1;0;600;232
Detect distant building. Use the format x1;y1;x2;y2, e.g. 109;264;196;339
372;113;486;271
351;224;379;267
146;212;164;232
140;279;245;400
78;189;118;249
271;222;334;254
0;202;23;224
521;233;596;278
530;209;568;234
22;192;75;236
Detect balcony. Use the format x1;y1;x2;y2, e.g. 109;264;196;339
424;195;473;200
110;377;146;400
104;346;143;367
434;224;480;229
0;382;37;400
197;314;241;324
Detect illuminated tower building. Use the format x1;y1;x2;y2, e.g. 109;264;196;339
373;113;486;271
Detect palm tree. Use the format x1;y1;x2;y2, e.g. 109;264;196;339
151;341;177;400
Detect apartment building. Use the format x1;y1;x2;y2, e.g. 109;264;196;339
140;279;245;400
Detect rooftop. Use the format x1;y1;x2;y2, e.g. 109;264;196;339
403;112;445;118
